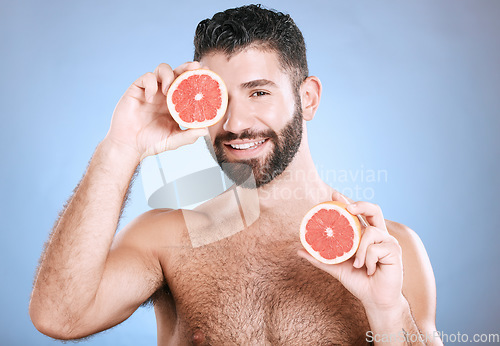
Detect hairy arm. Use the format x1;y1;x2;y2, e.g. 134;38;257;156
388;221;442;345
364;221;441;345
299;195;442;345
364;296;427;345
29;140;164;339
29;61;210;340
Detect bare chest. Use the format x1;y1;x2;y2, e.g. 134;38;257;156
162;219;370;345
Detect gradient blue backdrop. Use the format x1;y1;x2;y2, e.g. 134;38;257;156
1;0;499;345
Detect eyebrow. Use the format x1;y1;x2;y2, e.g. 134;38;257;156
240;79;278;89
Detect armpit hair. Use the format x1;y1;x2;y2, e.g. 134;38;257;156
141;281;172;308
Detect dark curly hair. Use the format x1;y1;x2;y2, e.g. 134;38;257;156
193;4;308;92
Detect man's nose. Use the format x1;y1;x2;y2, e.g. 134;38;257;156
222;99;254;133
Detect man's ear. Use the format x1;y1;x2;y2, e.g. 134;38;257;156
300;76;322;121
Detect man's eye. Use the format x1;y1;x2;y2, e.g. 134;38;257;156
251;91;269;97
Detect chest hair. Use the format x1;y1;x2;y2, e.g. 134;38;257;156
163;215;370;344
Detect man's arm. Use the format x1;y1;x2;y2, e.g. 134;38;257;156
298;192;442;345
362;221;441;345
29;140;163;339
388;220;441;344
29;61;208;340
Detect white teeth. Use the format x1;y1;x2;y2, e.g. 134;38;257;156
230;139;265;150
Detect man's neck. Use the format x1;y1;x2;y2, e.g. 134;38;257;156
256;144;331;211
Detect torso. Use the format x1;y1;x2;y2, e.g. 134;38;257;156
153;198;371;345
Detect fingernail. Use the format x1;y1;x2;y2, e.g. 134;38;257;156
353;257;360;267
347;203;356;210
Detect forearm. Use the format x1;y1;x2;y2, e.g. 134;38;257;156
365;296;427;345
30;139;140;330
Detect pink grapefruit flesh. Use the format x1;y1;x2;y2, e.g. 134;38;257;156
300;201;361;264
166;69;228;129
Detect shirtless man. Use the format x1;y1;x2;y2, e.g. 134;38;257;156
30;5;442;345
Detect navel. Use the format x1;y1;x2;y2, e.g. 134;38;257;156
191;329;205;345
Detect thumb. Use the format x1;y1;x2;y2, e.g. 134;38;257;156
331;189;353;204
331;189;369;228
165;127;209;151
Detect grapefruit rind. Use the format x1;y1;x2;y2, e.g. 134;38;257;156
300;201;361;265
166;69;228;129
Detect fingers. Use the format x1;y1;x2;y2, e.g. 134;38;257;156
331;190;353;204
133;72;158;102
331;193;391;274
331;191;369;227
153;63;175;95
132;61;202;103
353;225;400;275
364;241;402;276
346;201;386;230
354;226;385;268
173;61;203;79
166;127;209;151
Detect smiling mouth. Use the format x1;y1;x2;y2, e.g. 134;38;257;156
225;139;268;150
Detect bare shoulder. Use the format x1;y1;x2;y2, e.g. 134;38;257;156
385;220;433;274
386;219;438;331
112;208;190;253
386;220;425;253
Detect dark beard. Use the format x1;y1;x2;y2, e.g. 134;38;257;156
206;105;303;188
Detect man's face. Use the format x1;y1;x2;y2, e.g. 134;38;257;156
200;47;303;188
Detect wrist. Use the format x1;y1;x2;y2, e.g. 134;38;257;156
99;137;142;167
364;295;409;333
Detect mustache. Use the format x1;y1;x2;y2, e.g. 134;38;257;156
213;129;279;144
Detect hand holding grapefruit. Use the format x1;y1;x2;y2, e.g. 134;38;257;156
299;199;406;313
300;201;362;264
105;62;210;161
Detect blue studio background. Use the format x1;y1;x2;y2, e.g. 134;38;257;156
1;0;499;345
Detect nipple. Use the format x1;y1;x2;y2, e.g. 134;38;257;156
191;329;205;345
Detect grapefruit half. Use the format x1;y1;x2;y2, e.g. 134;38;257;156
166;69;228;128
300;201;362;264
